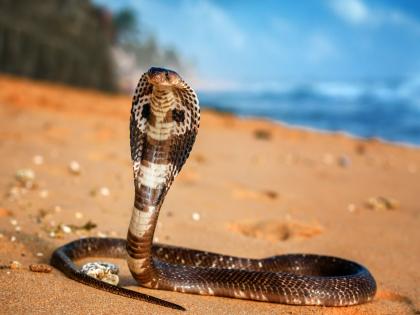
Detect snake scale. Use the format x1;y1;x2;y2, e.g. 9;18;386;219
51;67;377;311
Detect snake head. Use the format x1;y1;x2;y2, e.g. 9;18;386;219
147;67;183;88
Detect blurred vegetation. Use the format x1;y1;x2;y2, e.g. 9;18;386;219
0;1;186;92
0;0;117;91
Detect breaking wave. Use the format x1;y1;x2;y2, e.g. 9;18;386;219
198;76;420;146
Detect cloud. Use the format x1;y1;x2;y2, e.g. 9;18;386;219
127;0;246;51
97;0;420;86
329;0;369;25
328;0;420;35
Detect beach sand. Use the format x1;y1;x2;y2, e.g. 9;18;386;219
0;75;419;314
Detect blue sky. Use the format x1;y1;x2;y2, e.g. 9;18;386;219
93;0;420;90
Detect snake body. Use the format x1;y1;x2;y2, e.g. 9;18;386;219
51;67;377;310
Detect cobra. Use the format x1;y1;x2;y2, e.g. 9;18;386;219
51;67;377;311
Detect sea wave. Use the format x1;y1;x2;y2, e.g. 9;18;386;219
222;76;420;102
198;76;420;146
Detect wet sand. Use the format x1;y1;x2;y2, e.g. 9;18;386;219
0;75;419;314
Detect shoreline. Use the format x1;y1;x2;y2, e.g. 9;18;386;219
204;106;420;150
201;105;420;149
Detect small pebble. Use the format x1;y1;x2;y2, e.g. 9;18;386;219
0;233;3;238
338;155;351;168
15;226;21;232
254;129;272;140
54;205;62;213
97;231;107;238
36;252;44;257
192;212;201;221
193;154;206;163
264;190;278;199
32;155;44;165
60;224;72;234
355;143;366;155
15;169;35;187
29;264;52;273
366;196;400;211
75;212;83;219
68;161;81;175
9;261;22;270
347;203;357;213
10;219;18;226
39;189;49;198
99;187;110;196
10;236;16;242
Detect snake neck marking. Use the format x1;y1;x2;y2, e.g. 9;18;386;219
127;68;199;288
51;67;376;311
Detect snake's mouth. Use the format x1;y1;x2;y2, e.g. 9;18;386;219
147;67;182;88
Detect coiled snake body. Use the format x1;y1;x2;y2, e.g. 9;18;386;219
51;67;376;311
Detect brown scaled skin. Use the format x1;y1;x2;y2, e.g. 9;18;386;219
147;67;184;88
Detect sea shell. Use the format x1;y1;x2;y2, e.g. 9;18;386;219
80;262;119;285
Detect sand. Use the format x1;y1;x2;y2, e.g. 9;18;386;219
0;74;419;314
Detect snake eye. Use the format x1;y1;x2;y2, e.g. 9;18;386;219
172;109;185;123
141;103;151;119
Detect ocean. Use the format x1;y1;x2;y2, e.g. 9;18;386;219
198;77;420;147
